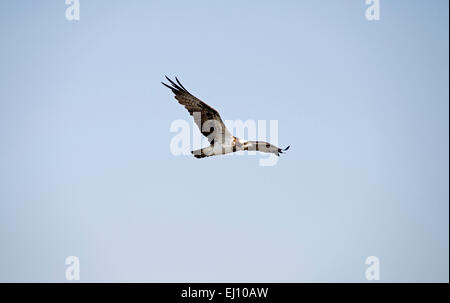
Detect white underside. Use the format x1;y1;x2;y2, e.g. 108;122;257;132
193;141;279;157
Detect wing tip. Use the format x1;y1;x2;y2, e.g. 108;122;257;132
278;145;290;155
162;76;191;95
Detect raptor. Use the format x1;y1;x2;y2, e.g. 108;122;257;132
162;76;290;159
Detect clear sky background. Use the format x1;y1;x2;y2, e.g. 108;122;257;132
0;0;448;282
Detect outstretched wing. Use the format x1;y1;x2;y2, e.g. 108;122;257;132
162;76;233;145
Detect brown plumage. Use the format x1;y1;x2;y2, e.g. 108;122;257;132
162;76;232;145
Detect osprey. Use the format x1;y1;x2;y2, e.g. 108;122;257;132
162;76;290;159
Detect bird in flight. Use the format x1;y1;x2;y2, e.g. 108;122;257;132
162;76;290;159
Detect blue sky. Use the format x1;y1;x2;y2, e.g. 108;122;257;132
0;0;448;282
